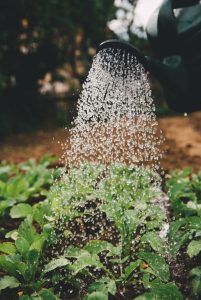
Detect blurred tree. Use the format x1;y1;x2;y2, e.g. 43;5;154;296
0;0;116;135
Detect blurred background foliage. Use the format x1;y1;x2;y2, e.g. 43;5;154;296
0;0;160;137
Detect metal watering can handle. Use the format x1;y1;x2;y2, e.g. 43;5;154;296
157;0;200;53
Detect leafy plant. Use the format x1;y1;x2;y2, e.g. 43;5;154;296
0;155;62;217
168;215;201;257
189;267;201;297
45;164;178;299
0;218;57;298
1;161;201;299
166;168;201;217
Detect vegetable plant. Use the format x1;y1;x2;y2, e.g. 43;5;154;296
166;168;201;299
0;155;62;217
1;159;201;299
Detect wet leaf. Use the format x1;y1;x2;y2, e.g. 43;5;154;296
85;291;108;300
141;232;166;255
84;240;121;256
70;250;104;275
134;282;183;299
138;252;170;282
44;257;70;273
187;240;201;258
88;277;116;296
123;259;141;281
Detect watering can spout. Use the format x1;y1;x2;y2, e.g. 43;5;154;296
97;39;191;112
97;1;201;112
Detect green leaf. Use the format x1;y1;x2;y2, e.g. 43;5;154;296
138;252;170;282
70;250;104;275
187;240;201;258
88;277;116;296
0;242;16;254
188;217;201;230
30;237;45;252
168;219;189;256
123;259;141;281
0;275;20;290
0;199;16;216
44;257;70;273
5;229;19;241
33;201;51;226
15;238;30;257
65;246;81;258
134;282;183;300
10;203;32;219
189;267;201;296
0;254;27;277
18;219;38;245
40;154;58;166
39;288;58;300
86;291;108;300
84;240;121;256
0;254;17;275
104;280;116;296
19;296;31;300
169;231;189;257
27;249;40;265
141;232;166;255
134;294;154;300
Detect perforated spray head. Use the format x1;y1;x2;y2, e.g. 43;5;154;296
97;39;149;69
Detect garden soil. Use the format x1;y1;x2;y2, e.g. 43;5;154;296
1;112;201;173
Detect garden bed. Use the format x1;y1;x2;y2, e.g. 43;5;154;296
0;157;201;299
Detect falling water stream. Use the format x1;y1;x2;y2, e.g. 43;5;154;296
48;46;171;298
65;48;164;178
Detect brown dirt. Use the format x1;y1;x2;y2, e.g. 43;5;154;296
159;111;201;173
0;112;201;173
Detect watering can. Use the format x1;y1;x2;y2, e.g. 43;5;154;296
97;0;201;113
